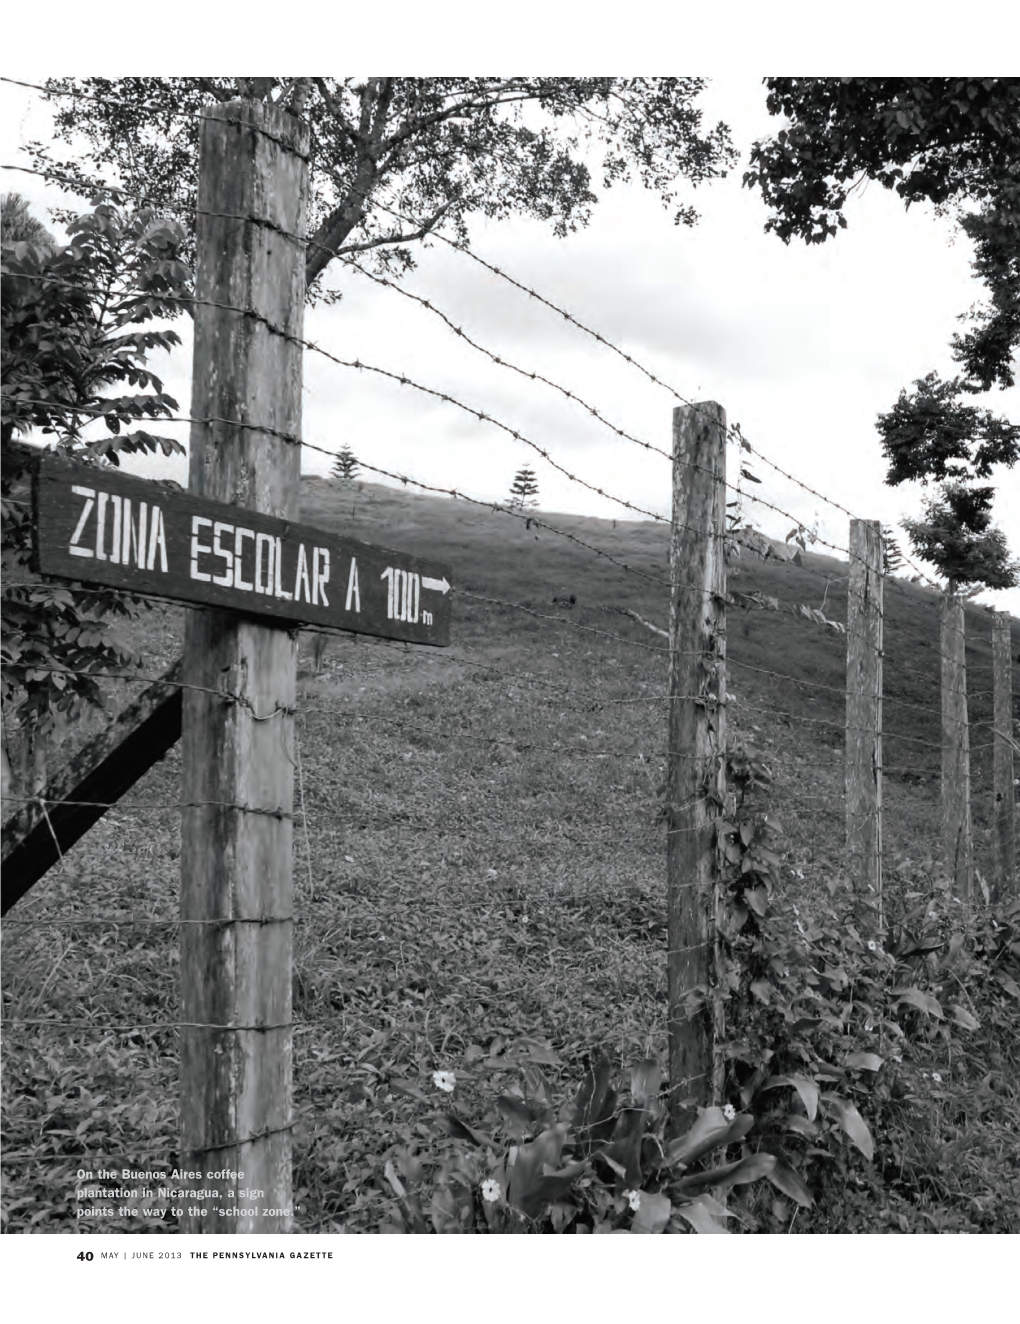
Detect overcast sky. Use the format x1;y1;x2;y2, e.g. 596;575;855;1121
3;71;1018;617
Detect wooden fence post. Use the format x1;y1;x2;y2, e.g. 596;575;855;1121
941;590;973;903
845;519;884;929
667;402;727;1126
180;99;308;1234
991;611;1016;902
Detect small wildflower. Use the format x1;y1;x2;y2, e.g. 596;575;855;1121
432;1070;456;1093
932;1072;942;1084
723;1103;736;1121
521;915;529;924
867;940;877;952
624;1190;641;1211
481;1179;501;1203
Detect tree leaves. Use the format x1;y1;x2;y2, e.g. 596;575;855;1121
746;78;1019;581
39;78;736;294
2;200;193;734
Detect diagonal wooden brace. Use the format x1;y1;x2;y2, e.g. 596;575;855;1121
1;660;182;914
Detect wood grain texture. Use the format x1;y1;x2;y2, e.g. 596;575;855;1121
992;611;1016;901
667;402;727;1122
179;101;308;1234
1;662;182;915
941;592;973;902
845;520;883;928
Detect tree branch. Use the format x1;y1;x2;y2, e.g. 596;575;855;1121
379;85;545;156
313;78;358;144
196;79;233;104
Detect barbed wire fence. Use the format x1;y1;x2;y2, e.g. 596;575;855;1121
2;86;1018;1234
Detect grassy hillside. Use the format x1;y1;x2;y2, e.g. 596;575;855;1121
2;475;1018;1234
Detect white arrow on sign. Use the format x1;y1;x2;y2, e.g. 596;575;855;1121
421;576;451;594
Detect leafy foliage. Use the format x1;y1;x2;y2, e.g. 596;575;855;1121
717;772;1020;1232
745;79;1020;247
746;78;1019;584
878;370;1020;489
34;78;735;297
1;201;192;741
381;1048;793;1234
900;483;1019;590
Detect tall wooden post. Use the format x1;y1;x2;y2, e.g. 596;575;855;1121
941;590;973;903
667;402;727;1127
845;520;883;929
180;100;308;1233
991;611;1016;901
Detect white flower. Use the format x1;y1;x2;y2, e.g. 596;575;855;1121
432;1070;456;1093
932;1072;942;1084
521;915;529;924
723;1103;736;1121
481;1179;501;1203
624;1190;641;1211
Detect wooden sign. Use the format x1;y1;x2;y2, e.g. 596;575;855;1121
33;453;452;647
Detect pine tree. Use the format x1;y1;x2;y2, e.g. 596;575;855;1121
882;531;905;577
331;443;359;487
508;466;539;511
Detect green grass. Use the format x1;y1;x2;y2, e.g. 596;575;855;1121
2;477;1018;1233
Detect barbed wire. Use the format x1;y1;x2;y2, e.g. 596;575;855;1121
0;177;952;598
1;153;1009;604
3;793;292;817
336;253;673;463
4;88;1017;1226
9;258;1013;616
